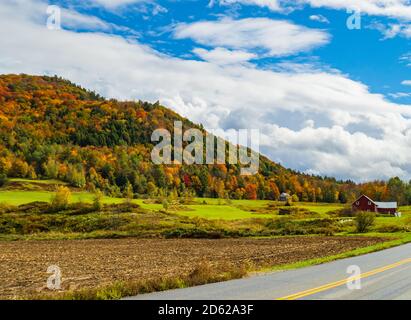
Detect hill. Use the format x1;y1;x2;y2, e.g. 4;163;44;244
0;74;365;203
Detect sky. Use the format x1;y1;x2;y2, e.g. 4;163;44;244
1;0;411;182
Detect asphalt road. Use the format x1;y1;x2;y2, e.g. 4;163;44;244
126;243;411;300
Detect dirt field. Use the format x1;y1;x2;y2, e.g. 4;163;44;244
0;236;386;299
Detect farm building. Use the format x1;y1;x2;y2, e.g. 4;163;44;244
279;193;290;201
352;195;397;215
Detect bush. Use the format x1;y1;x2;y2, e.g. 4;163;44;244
331;207;356;217
163;228;224;239
355;211;375;233
51;186;71;211
375;224;407;233
279;207;299;215
93;190;104;211
66;165;86;188
0;173;8;187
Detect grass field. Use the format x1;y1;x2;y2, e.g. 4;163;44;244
0;190;344;219
0;190;164;210
0;186;407;222
0;179;345;220
0;178;409;227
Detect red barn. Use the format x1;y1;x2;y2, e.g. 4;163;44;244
352;195;397;215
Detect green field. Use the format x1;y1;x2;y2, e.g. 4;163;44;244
0;179;409;225
0;189;344;220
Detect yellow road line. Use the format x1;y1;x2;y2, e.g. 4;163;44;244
277;258;411;300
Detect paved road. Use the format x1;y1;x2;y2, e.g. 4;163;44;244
126;243;411;300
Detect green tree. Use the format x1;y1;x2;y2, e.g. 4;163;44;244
387;177;406;205
51;186;71;210
123;182;134;205
67;165;86;188
0;174;8;187
44;158;59;179
147;182;158;198
355;211;375;233
93;189;104;211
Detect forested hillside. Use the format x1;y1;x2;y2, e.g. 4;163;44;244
0;74;409;204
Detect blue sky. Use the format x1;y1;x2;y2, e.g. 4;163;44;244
1;0;411;181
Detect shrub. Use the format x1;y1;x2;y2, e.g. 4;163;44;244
163;228;224;239
93;190;104;211
123;182;134;206
43;158;59;179
355;211;375;233
375;224;407;233
66;165;86;188
0;173;8;187
331;207;356;217
162;199;169;211
279;207;299;215
51;186;71;211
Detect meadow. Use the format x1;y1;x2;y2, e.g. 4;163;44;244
1;179;411;228
0;179;344;220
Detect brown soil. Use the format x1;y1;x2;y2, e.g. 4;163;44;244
0;236;386;299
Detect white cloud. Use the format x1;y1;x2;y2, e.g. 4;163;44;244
2;0;411;182
216;0;283;11
218;0;411;20
402;80;411;86
401;53;411;66
85;0;167;15
60;8;120;31
193;47;257;65
389;92;411;98
370;22;411;39
219;0;411;39
7;0;130;33
174;18;330;57
88;0;147;9
309;14;330;23
303;0;411;21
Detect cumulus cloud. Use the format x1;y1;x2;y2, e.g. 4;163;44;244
215;0;283;11
173;18;330;58
82;0;167;16
1;0;411;182
370;22;411;39
219;0;411;21
88;0;148;9
8;0;134;33
302;0;411;21
389;92;411;99
401;53;411;66
193;47;257;65
402;80;411;86
309;14;330;23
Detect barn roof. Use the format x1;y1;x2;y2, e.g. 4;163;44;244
375;202;397;209
353;194;375;204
